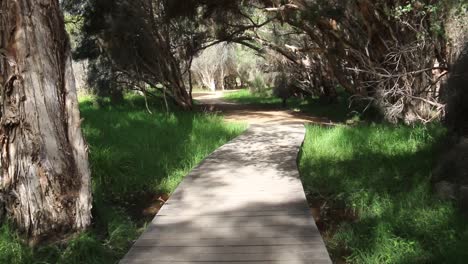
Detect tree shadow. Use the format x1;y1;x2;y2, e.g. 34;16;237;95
121;200;331;264
442;41;468;136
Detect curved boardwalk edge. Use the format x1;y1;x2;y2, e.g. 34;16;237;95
121;123;332;264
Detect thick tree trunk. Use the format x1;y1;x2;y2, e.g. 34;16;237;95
0;0;92;243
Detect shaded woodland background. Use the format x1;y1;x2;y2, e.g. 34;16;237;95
0;0;467;263
65;0;468;201
64;0;467;123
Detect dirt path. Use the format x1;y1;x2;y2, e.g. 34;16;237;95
193;91;332;125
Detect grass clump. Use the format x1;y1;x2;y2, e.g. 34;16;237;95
0;94;246;264
299;123;468;263
0;225;33;264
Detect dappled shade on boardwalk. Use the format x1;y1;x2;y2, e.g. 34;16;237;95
120;124;331;263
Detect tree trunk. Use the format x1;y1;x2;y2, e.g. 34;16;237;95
0;0;92;243
199;72;216;92
215;69;225;91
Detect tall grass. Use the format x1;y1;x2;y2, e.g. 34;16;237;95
80;95;246;195
0;95;246;264
299;124;468;263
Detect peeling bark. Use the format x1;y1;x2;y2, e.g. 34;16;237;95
0;0;91;242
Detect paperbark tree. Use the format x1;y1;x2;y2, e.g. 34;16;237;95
0;0;92;243
192;44;235;91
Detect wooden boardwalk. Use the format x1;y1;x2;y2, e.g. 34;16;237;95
121;123;332;264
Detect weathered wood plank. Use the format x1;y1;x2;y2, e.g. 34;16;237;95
157;209;310;217
123;251;331;262
126;244;323;253
139;225;319;240
121;261;332;264
132;237;325;247
151;214;314;226
159;202;310;214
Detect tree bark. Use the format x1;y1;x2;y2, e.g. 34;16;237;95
0;0;92;243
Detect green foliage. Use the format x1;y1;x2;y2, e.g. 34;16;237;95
63;14;83;49
393;3;415;18
58;234;111;264
391;1;449;37
0;95;245;264
299;123;468;263
0;225;33;264
249;74;269;95
233;45;268;88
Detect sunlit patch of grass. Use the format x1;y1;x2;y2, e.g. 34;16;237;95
300;123;468;263
223;89;352;122
0;94;246;263
223;89;282;105
80;95;246;195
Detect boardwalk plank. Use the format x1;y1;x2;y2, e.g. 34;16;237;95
123;251;331;262
139;226;319;240
132;237;325;247
123;245;326;254
122;261;332;264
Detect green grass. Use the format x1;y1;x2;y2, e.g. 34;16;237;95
223;89;283;105
0;94;246;264
299;123;468;263
81;95;246;195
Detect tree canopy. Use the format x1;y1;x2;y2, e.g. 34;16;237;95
62;0;467;123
